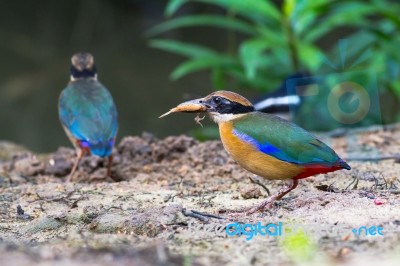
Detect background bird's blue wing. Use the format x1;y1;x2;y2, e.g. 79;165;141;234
59;79;118;144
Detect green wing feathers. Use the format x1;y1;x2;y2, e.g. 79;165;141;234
232;112;346;167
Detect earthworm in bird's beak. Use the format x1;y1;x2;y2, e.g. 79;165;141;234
159;99;207;118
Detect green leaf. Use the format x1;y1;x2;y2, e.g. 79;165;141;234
170;56;239;80
290;0;333;35
297;42;324;71
294;12;318;35
239;38;270;80
257;27;286;46
376;9;400;29
390;80;400;100
371;0;400;28
165;0;187;17
145;15;257;37
283;0;296;17
303;2;375;42
197;0;281;22
226;68;281;92
149;39;217;58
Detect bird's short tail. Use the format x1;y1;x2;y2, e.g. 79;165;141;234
338;159;351;170
89;141;113;157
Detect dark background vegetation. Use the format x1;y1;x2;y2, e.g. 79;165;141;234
0;0;223;152
1;0;400;153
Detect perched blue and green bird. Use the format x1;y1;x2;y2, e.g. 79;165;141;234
59;53;118;181
160;91;351;214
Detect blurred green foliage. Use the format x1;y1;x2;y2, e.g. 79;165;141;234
148;0;400;128
0;0;220;151
147;0;374;89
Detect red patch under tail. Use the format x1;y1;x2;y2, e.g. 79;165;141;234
293;164;348;180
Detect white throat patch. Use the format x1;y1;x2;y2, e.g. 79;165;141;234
70;74;98;82
209;113;245;124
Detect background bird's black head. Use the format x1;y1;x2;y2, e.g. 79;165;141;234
70;52;97;79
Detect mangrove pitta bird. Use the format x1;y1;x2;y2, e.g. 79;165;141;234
58;52;118;181
160;90;351;214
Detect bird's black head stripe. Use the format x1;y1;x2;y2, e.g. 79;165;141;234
207;96;254;114
70;66;97;79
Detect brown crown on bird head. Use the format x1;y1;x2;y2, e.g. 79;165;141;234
206;91;254;107
71;52;95;71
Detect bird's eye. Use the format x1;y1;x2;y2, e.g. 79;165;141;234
213;97;221;104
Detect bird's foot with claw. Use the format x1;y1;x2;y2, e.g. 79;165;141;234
227;198;277;216
244;200;275;215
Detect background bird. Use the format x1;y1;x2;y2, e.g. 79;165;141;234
58;52;118;181
160;91;351;214
252;72;313;119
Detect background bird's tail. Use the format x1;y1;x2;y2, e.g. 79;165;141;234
89;142;113;157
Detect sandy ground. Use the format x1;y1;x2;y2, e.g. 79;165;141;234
0;125;400;266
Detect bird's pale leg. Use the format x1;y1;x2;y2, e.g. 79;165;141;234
245;179;299;215
106;154;113;177
67;149;86;182
89;154;116;182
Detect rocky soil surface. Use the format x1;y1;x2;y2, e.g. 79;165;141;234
0;125;400;266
